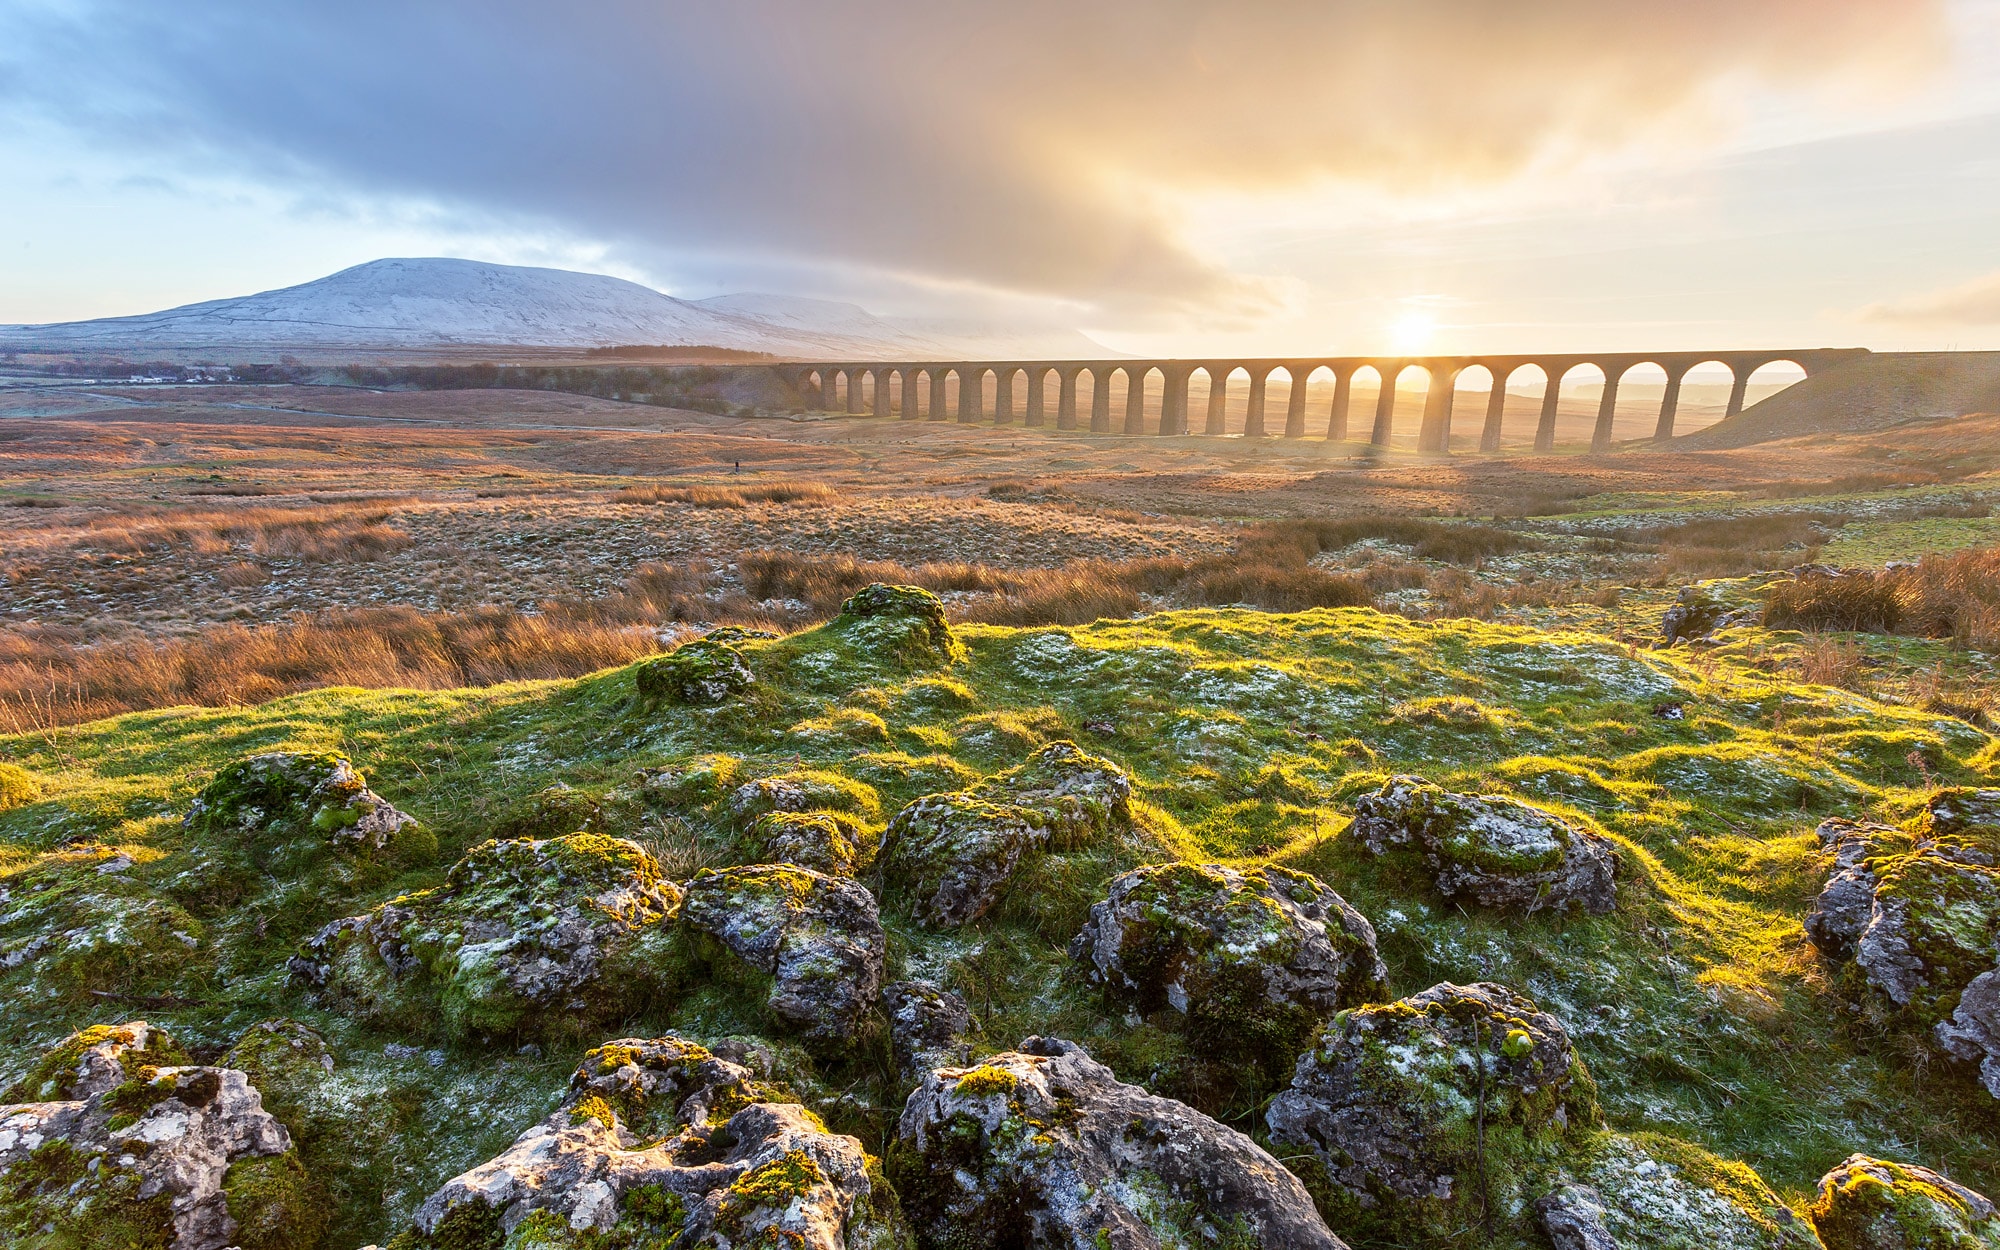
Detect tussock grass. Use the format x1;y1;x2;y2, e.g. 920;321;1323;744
1765;545;2000;646
616;480;839;508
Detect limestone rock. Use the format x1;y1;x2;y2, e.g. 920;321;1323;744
1804;811;2000;1030
291;833;682;1041
727;770;881;827
0;1021;299;1250
1936;969;2000;1100
1810;1153;2000;1250
1069;861;1387;1087
1266;981;1598;1236
398;1034;898;1250
1556;1132;1825;1250
882;740;1132;928
1349;777;1618;915
833;582;963;668
184;750;419;861
1918;787;2000;842
1662;583;1760;646
894;1036;1347;1249
749;810;876;876
635;638;754;706
681;864;885;1043
883;979;976;1076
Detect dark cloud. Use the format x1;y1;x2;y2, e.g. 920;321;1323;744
1;1;1947;314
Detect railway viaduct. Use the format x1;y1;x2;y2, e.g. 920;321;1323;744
781;349;1870;453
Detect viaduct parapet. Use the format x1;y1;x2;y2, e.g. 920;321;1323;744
781;349;1870;452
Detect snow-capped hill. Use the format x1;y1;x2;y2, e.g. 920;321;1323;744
0;258;1110;359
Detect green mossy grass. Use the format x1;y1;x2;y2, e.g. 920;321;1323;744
1;604;1996;1246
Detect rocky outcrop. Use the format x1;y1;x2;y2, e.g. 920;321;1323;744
1662;583;1760;646
634;638;754;706
728;770;882;827
832;582;964;668
395;1034;900;1250
1548;1132;1826;1250
894;1036;1347;1249
1069;862;1387;1088
884;980;976;1076
1810;1153;2000;1249
749;810;876;876
882;741;1132;928
1937;969;2000;1100
185;750;420;861
291;833;682;1042
1267;981;1598;1236
1349;777;1617;915
1803;808;2000;1034
681;864;886;1043
0;1021;302;1250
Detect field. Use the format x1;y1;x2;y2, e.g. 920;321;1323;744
3;374;2000;1248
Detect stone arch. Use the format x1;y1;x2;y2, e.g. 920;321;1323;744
952;365;984;422
1369;363;1431;448
1538;362;1602;453
1189;365;1224;436
1296;365;1336;439
1738;358;1809;417
1119;365;1149;435
1088;365;1117;433
1483;362;1547;451
1450;364;1495;454
1663;358;1736;440
1210;366;1249;435
1416;363;1464;453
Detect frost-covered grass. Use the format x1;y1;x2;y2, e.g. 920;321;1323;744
0;604;1997;1244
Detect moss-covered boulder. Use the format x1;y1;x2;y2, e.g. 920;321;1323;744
1810;1153;2000;1249
182;751;424;892
0;850;207;1002
0;761;40;811
291;833;683;1042
748;810;877;876
0;1020;310;1250
1917;788;2000;842
1070;861;1387;1096
1540;1132;1825;1250
634;638;754;706
831;582;964;668
728;769;882;827
881;740;1132;928
1349;776;1618;915
681;864;885;1044
1662;581;1761;646
1266;981;1600;1239
893;1035;1346;1249
1805;811;2000;1040
1938;969;2000;1101
392;1033;900;1250
884;979;976;1077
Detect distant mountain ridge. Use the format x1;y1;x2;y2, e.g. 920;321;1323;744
0;257;1110;359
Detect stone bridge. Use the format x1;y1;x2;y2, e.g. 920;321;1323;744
782;349;1869;453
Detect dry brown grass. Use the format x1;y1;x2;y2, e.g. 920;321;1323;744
1796;635;1870;690
616;480;839;508
0;608;666;734
1764;545;2000;646
7;503;418;564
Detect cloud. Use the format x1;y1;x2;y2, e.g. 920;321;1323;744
1862;270;2000;326
0;1;1948;315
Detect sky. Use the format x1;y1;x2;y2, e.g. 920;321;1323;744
4;0;2000;357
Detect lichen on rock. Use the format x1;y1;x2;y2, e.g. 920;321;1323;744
1349;776;1618;915
747;810;877;876
893;1035;1347;1249
1069;861;1387;1093
883;979;976;1077
728;769;883;827
881;740;1133;928
388;1032;896;1250
1266;981;1599;1238
291;833;683;1042
0;1020;305;1250
681;863;885;1043
184;750;422;875
831;582;964;668
1554;1131;1825;1250
1810;1153;2000;1250
634;637;755;706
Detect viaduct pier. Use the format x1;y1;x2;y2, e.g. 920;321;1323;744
782;348;1869;452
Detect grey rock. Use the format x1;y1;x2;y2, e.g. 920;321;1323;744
749;810;875;876
1811;1152;2000;1249
409;1034;898;1250
895;1036;1347;1249
1350;776;1617;915
1802;818;1904;961
882;741;1132;929
0;1021;293;1250
1069;862;1386;1085
1936;968;2000;1099
1266;982;1596;1222
681;864;886;1043
1538;1184;1621;1250
1662;584;1760;646
883;979;976;1075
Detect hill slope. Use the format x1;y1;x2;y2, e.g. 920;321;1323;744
0;257;1108;358
1681;350;2000;448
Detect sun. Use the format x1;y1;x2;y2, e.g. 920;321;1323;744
1388;310;1437;354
